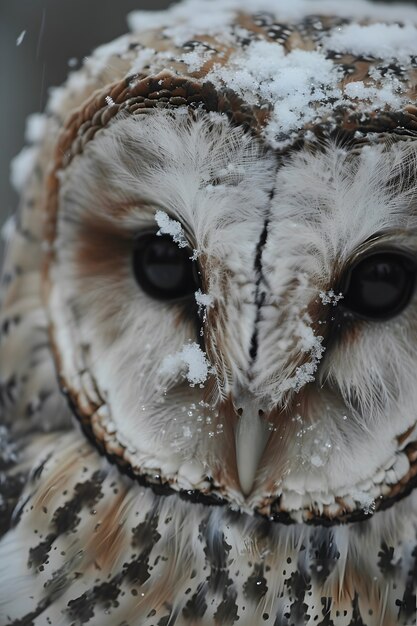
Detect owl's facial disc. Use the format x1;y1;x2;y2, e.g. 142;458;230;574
45;107;417;526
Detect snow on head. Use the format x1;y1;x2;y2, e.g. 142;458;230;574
207;41;343;146
160;342;212;385
128;0;417;38
155;210;188;249
125;0;417;150
352;490;376;515
343;80;403;109
128;2;236;45
325;23;417;65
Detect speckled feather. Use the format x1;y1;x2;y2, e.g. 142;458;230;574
1;432;417;625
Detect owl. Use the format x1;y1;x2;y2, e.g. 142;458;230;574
3;0;417;624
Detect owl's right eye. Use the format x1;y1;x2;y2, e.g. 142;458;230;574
341;251;416;321
132;233;199;301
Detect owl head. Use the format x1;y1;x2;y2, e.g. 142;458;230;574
26;0;417;525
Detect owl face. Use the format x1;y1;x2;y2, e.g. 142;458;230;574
32;3;417;526
45;104;417;524
5;5;417;625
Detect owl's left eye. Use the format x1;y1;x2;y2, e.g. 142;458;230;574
132;233;199;301
341;251;416;320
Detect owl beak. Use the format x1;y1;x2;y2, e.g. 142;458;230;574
235;397;270;496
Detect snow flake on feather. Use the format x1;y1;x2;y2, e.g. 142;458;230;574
124;1;417;150
281;315;325;393
155;211;188;248
324;23;417;66
160;342;212;385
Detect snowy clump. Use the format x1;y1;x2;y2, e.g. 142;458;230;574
207;41;343;146
180;49;216;72
281;316;325;393
353;491;376;515
195;290;214;309
128;3;236;46
10;147;38;192
125;1;417;150
324;23;417;65
343;80;403;109
87;34;131;76
1;216;16;243
319;289;344;306
25;113;47;144
155;210;188;248
128;0;417;39
160;342;212;385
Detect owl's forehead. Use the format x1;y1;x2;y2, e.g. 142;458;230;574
47;1;417;162
47;0;417;277
60;109;417;263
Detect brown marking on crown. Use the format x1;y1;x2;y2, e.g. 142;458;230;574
340;58;372;88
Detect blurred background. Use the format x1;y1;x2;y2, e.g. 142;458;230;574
0;0;172;257
1;0;416;257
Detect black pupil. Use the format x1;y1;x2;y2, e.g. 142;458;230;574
133;233;198;300
343;252;416;320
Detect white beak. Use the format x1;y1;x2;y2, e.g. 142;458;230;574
235;395;270;496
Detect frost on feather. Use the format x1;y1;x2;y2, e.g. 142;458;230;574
160;343;212;385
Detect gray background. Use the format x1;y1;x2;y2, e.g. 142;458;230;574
0;0;172;255
1;0;416;255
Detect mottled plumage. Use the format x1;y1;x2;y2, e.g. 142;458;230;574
2;0;417;624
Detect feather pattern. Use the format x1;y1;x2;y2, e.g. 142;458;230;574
2;1;417;624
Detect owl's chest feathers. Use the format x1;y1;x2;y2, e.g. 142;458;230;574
1;429;416;626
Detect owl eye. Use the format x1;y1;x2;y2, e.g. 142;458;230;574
132;232;199;301
342;251;416;320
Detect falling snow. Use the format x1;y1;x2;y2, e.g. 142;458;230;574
16;30;26;46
